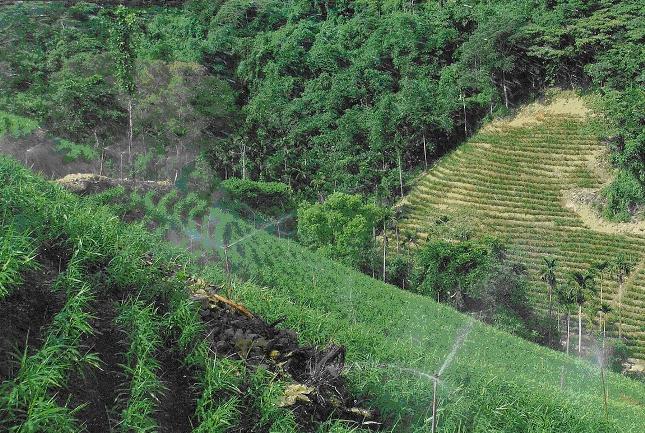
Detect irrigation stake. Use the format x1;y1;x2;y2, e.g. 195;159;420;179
431;373;438;433
600;364;608;422
223;244;232;297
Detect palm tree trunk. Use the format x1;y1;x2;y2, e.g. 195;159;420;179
548;285;553;344
382;222;387;283
566;313;570;355
578;305;582;354
618;284;623;338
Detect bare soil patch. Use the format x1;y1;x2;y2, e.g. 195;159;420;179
56;294;125;433
0;244;67;382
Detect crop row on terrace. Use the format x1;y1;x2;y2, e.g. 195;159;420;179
0;158;374;433
398;107;645;359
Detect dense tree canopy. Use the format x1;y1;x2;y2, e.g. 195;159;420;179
0;0;642;215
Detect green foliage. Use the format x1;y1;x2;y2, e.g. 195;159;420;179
411;237;501;304
603;170;644;221
0;112;39;138
0;224;37;299
221;177;292;217
108;6;139;96
297;192;382;269
408;236;543;341
55;139;98;163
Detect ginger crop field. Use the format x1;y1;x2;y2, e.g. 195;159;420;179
397;93;645;361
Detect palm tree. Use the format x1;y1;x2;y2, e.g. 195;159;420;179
556;283;576;355
540;257;557;344
571;270;596;354
612;255;633;339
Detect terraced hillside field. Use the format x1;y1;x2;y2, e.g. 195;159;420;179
397;93;645;360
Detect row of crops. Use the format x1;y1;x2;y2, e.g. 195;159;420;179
398;107;645;360
0;157;366;433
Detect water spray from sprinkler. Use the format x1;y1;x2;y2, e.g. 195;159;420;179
430;317;474;432
347;317;474;432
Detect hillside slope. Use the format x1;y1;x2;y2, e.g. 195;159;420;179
157;206;645;431
3;157;645;431
397;92;645;360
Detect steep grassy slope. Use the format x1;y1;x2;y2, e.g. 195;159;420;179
139;207;645;432
397;93;645;360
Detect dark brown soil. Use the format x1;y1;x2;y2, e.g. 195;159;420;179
0;245;67;383
55;294;125;433
155;343;198;433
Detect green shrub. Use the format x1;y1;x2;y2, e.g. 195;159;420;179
603;170;644;221
297;192;383;269
221;178;292;217
55;139;98;163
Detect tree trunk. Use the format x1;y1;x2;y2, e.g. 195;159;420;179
557;311;560;334
372;227;376;279
422;134;428;170
618;283;623;338
382;222;387;283
566;314;570;355
548;284;553;344
99;148;104;176
395;226;400;254
578;305;582;354
461;92;467;134
398;150;404;198
128;97;133;166
502;71;509;108
241;142;247;180
602;314;606;350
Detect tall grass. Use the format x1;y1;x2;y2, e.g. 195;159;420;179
116;300;164;433
0;223;37;300
0;248;99;433
0;111;38;138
